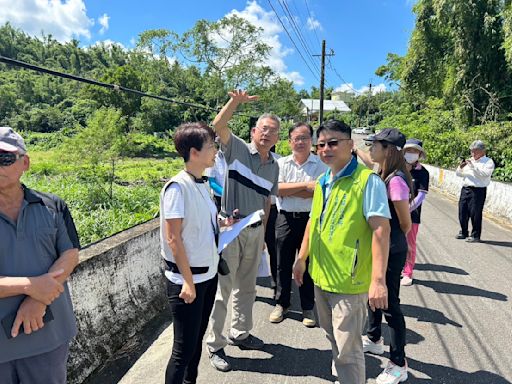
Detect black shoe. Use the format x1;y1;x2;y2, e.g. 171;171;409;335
466;236;481;243
208;349;232;372
455;232;467;239
227;334;264;350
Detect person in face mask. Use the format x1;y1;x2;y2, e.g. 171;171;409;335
401;139;430;286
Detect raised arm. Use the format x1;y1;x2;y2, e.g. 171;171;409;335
355;146;375;169
468;158;495;178
212;90;259;146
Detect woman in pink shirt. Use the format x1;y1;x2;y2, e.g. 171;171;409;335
361;128;412;384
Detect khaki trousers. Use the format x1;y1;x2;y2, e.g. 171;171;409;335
206;224;264;352
315;286;367;384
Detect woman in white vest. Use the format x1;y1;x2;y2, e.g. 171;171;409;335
159;122;233;384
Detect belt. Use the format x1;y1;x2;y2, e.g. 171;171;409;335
248;221;263;228
463;185;486;190
280;210;310;219
164;260;209;275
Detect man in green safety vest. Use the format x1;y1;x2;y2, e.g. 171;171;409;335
293;119;391;384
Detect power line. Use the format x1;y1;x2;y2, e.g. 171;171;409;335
278;0;319;72
0;55;258;117
289;0;320;53
326;56;362;95
267;0;320;82
304;0;322;48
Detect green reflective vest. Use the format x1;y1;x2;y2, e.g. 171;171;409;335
308;164;374;294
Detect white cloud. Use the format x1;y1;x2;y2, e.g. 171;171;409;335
98;13;110;35
225;1;304;86
335;82;387;95
92;39;126;51
306;16;321;31
282;71;304;86
0;0;94;42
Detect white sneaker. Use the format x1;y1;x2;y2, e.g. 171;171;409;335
362;335;384;355
400;276;413;286
376;360;408;384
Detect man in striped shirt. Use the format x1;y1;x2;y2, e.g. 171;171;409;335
206;90;280;372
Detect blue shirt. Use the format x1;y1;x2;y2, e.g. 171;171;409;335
0;186;80;363
321;157;390;222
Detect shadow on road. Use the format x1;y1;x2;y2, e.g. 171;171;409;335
480;240;512;248
401;304;463;328
402;356;510;383
414;263;469;275
375;323;425;347
366;355;511;383
413;279;508;301
227;343;335;381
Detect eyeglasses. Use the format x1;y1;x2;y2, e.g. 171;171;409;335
290;135;311;143
315;139;351;149
0;152;24;167
255;125;279;136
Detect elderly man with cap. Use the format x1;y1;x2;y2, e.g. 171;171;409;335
0;127;80;384
455;140;495;243
401;139;430;286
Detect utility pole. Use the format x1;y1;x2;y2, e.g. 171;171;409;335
313;41;334;125
366;81;372;128
319;40;326;124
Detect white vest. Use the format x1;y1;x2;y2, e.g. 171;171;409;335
160;170;219;284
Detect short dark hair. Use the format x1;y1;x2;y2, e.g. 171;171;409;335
316;119;351;138
288;122;313;138
173;122;215;162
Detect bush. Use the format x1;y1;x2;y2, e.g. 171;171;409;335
23;151;183;245
122;132;176;157
378;106;512;182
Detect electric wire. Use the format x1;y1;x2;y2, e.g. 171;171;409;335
267;0;320;81
0;55;258;117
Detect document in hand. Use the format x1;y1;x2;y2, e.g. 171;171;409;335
217;209;264;253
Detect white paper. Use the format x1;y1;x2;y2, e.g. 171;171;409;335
218;209;264;253
258;248;271;277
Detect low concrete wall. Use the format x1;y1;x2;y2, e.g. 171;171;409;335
67;219;168;384
424;164;512;224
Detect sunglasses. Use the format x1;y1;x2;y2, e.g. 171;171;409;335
315;138;351;149
0;152;24;167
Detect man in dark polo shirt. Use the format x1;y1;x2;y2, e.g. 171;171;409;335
0;127;80;384
206;91;279;372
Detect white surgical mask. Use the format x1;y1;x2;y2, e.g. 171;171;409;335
404;152;420;164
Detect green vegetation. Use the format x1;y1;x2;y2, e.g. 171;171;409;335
23;147;183;245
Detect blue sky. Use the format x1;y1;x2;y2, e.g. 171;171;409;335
0;0;416;94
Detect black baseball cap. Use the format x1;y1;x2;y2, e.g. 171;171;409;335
364;128;406;150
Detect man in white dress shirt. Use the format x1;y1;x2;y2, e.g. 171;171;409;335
268;122;327;327
455;140;495;243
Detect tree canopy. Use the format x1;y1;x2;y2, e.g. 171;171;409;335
0;18;302;139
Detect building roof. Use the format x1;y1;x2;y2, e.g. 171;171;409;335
300;99;351;113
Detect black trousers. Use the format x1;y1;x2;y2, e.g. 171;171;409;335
165;275;218;384
275;212;314;310
458;186;487;239
265;204;278;288
367;250;407;367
